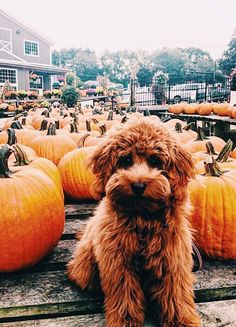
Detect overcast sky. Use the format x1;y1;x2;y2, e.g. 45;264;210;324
0;0;235;59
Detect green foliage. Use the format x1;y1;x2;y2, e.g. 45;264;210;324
219;39;236;76
61;87;79;107
66;72;75;86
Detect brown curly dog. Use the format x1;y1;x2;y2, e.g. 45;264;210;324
67;117;201;327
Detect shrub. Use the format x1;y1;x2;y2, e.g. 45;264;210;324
61;87;79;107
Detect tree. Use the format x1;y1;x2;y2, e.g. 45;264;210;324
137;66;153;87
219;38;236;76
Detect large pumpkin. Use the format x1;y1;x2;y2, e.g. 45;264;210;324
58;146;96;200
0;145;65;272
188;156;236;260
30;123;77;165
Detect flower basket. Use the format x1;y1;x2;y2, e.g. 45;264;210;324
4;91;17;100
17;90;27;100
43;90;52;99
27;91;38;100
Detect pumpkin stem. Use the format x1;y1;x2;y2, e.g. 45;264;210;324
204;156;223;177
13;113;23;121
0;145;13;178
69;122;79;133
86;120;91;131
107;111;113;121
175;123;183;133
144;108;151;116
39;119;48;131
91;118;99;124
196;127;208;141
183;122;195;131
216;139;233;163
99;124;106;135
12;144;30;166
21;117;27;126
121;116;128;124
205;142;217;155
47;123;56;136
6;128;17;145
10;121;23;130
78;133;90;147
55;120;60;129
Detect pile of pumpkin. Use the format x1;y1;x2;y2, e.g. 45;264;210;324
0;106;235;273
168;101;236;118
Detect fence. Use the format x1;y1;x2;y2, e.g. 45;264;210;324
132;74;231;106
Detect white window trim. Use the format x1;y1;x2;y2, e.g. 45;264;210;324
23;39;39;57
0;67;18;90
29;74;44;90
0;27;12;53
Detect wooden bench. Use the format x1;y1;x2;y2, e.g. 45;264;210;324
0;202;235;326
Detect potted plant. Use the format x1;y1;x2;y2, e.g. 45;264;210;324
27;91;38;100
43;90;52;99
17;90;27;100
152;71;169;105
4;90;17;100
61;86;79;108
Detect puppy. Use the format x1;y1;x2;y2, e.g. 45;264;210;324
67;118;201;327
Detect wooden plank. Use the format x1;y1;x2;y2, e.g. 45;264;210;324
0;260;235;318
1;301;236;326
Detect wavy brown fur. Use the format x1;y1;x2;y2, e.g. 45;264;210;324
67;117;201;327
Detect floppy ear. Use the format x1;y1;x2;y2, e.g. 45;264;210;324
87;138;117;199
168;143;195;204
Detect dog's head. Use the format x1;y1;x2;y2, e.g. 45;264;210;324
88;118;195;217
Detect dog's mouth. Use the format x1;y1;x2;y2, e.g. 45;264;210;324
110;193;168;220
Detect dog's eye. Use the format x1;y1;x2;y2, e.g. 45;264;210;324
117;154;133;168
148;155;163;169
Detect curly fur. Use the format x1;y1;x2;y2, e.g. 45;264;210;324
67;117;201;327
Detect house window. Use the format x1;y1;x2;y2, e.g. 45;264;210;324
30;76;43;90
24;40;39;56
0;68;17;85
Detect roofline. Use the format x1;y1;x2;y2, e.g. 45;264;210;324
0;49;26;62
0;6;54;45
0;59;69;74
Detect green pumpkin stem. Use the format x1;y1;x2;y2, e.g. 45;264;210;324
204;156;223;177
47;123;56;136
10;121;23;130
205;142;217;155
216;139;233;163
12;144;30;166
6;128;17;145
196;127;208;141
175;123;183;133
0;145;13;178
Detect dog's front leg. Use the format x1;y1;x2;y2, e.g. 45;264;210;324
147;240;201;326
97;244;145;327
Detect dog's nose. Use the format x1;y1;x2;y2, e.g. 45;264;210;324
131;183;146;195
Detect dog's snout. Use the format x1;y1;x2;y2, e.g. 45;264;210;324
131;182;146;195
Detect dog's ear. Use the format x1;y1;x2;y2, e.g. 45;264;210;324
87;138;116;199
168;143;195;203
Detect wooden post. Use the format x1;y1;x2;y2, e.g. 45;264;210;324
130;78;137;107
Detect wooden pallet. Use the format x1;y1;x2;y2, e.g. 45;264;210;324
0;203;235;326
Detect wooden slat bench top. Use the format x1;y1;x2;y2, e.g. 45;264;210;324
0;202;235;326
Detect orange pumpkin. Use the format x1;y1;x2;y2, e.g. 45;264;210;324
58;146;97;200
0;145;65;272
30;123;77;165
188;156;236;260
